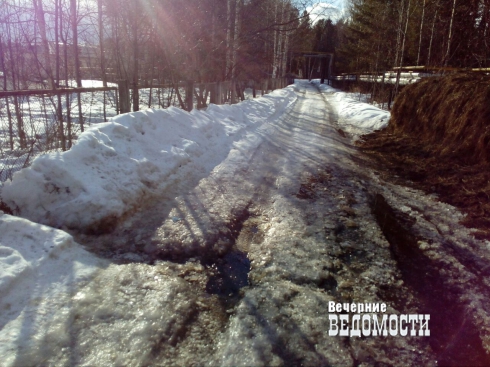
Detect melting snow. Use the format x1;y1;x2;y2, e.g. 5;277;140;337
315;80;390;137
0;80;427;366
1;89;296;232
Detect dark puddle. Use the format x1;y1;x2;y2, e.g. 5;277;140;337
371;193;489;366
203;207;256;309
317;274;338;293
205;250;251;309
93;205;254;312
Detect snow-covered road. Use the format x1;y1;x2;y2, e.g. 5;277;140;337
1;81;489;366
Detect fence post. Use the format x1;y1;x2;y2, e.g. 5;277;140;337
216;82;222;104
132;81;139;112
237;81;245;101
231;79;236;104
5;98;14;150
195;84;203;109
320;56;326;84
388;88;393;110
118;80;130;114
66;92;72;148
185;80;194;111
210;82;217;104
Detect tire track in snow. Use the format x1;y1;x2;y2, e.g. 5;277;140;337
68;81;489;366
211;82;434;366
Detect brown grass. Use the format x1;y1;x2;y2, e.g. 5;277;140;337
389;73;490;165
359;73;490;239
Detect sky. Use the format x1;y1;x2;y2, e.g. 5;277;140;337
306;1;347;24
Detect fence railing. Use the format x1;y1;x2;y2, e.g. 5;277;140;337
332;66;490;84
0;77;289;183
329;68;439;110
118;78;289;113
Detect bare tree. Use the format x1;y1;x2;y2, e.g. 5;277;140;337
416;0;426;66
33;0;55;88
444;0;457;66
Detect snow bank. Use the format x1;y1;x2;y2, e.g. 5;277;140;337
0;213;102;294
1;88;296;233
315;81;390;136
0;210;197;366
0;213;106;366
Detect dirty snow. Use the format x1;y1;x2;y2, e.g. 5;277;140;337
1;80;488;366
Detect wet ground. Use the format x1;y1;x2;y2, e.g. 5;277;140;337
64;81;490;366
359;133;490;241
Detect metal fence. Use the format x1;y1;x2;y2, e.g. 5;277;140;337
330;67;490;110
0;78;289;184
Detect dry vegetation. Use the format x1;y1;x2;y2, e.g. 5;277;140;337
359;74;490;239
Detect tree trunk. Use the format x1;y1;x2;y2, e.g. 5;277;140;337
70;0;84;133
226;0;235;79
394;0;406;68
132;20;139;111
395;0;411;97
98;0;107;87
373;2;390;99
231;0;242;79
272;0;279;78
55;0;61;87
416;0;426;66
6;24;26;149
55;0;65;151
427;6;439;66
71;0;81;87
444;0;457;66
2;28;14;149
0;36;7;91
33;0;55;89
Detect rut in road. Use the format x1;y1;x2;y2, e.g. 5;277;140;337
73;81;490;366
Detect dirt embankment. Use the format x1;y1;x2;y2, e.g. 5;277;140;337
359;74;490;239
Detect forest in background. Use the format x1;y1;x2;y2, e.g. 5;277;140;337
0;0;342;91
1;0;489;91
337;0;490;73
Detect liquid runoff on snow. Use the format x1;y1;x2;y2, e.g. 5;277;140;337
1;81;489;366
